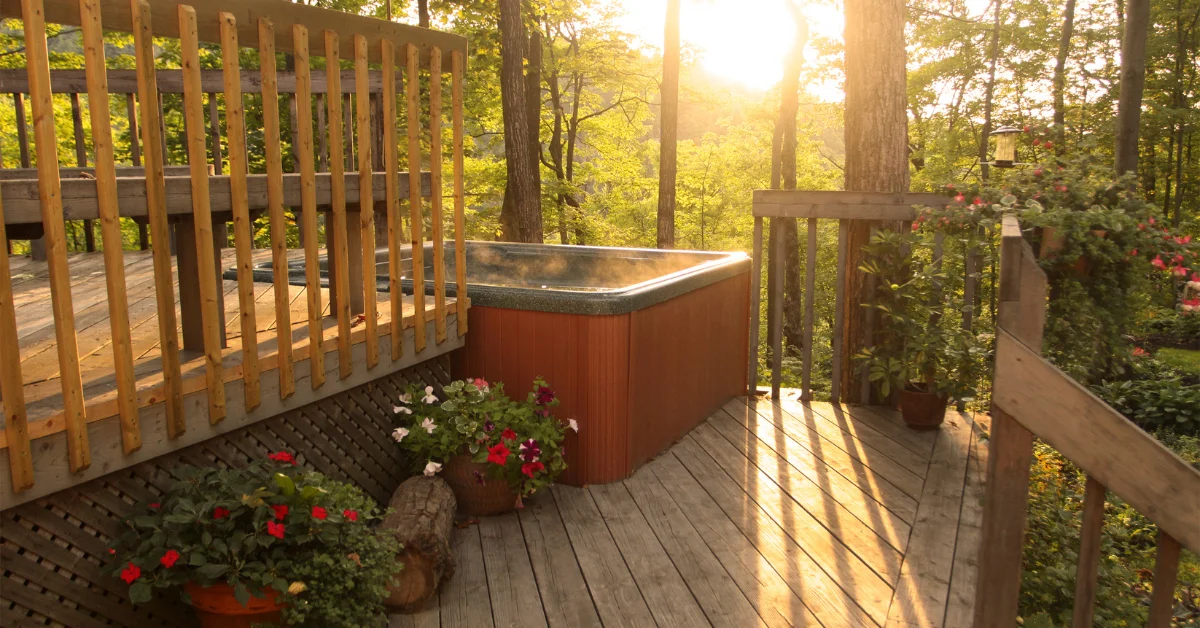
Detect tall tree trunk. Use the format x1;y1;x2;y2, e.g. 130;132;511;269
1114;0;1151;175
765;123;783;364
656;0;680;249
417;0;429;28
780;3;808;355
978;0;1001;182
1052;0;1077;152
498;0;542;242
840;0;910;403
527;27;543;216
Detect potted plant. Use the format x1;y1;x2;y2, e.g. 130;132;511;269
391;378;576;515
105;454;400;628
855;230;985;429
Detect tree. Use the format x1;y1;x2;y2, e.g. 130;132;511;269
656;0;680;249
1115;0;1151;174
1052;0;1077;152
839;0;910;403
498;0;543;242
779;2;809;357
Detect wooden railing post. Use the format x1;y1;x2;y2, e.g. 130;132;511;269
973;214;1046;626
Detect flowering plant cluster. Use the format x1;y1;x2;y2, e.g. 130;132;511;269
103;456;399;627
391;378;574;498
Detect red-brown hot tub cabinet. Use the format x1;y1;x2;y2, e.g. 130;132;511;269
449;244;751;485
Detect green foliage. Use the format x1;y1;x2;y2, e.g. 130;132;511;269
1156;348;1200;376
1092;351;1200;436
855;229;988;401
390;378;571;496
105;457;399;626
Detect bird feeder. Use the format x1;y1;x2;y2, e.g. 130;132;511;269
989;125;1022;168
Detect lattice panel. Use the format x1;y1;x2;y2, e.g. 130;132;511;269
0;358;450;627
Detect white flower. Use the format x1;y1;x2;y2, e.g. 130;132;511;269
422;386;438;404
393;405;412;415
423;461;442;476
398;392;412;404
421;417;437;434
1188;280;1200;290
391;427;410;442
567;418;579;433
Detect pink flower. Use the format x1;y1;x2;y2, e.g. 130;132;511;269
472;378;490;392
268;451;295;465
1138;223;1146;230
1033;138;1041;146
312;506;328;521
488;443;511;465
1176;235;1192;245
535;386;556;405
420;417;437;434
213;507;230;520
1152;256;1167;270
1173;265;1188;277
521;461;545;478
272;504;289;520
519;439;541;463
423;461;442;476
343;509;358;522
1129;249;1138;257
108;548;117;555
1149;216;1156;225
160;550;180;568
972;196;982;205
1056;185;1067;192
120;562;141;584
954;194;965;203
267;521;285;539
501;428;518;441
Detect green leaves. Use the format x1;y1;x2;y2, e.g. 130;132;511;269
274;473;296;496
128;581;153;605
195;563;229;580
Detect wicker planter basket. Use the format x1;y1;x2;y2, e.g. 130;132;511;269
441;454;519;516
899;385;948;431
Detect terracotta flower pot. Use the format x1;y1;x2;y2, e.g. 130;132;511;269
441;454;518;517
184;582;283;628
899;385;949;431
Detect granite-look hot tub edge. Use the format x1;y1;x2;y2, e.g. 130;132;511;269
226;241;752;316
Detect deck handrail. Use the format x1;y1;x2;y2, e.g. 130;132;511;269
0;0;469;497
973;213;1200;627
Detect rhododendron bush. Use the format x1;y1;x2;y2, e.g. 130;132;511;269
390;378;572;498
104;457;400;627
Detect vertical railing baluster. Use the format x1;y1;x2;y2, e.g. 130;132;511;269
1147;532;1182;627
1071;476;1107;627
0;187;34;492
69;91;95;252
131;0;183;436
830;218;848;403
383;39;404;356
354;34;378;368
747;215;763;394
22;0;89;470
769;218;784;399
801;217;816;401
451;50;467;337
293;24;325;388
325;31;354;379
81;0;138;451
429;47;446;344
180;5;226;422
219;12;262;409
406;43;427;353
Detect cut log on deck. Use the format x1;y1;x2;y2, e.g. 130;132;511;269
383;475;458;612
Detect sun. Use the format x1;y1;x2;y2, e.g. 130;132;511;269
615;0;845;96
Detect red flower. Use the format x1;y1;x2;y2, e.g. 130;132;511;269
1173;265;1188;277
120;562;141;584
521;461;545;478
1133;347;1148;357
501;428;518;441
312;506;328;520
267;521;285;539
272;504;289;520
343;509;358;522
149;503;160;510
160;549;180;569
212;507;230;520
1022;125;1031;133
535;386;555;405
1152;256;1167;270
1138;222;1146;230
954;193;965;203
1033;138;1041;146
1129;249;1138;257
108;548;117;555
1044;141;1054;149
1149;216;1156;225
268;451;295;465
972;196;982;205
487;443;511;466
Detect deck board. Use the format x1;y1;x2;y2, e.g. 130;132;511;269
390;391;985;628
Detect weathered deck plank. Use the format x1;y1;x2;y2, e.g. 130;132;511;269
518;492;604;628
440;524;496;628
478;512;548;628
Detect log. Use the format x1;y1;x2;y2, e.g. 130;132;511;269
382;476;457;612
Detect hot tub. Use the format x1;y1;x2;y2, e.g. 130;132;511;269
244;241;751;485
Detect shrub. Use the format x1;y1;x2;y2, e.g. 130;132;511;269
1093;378;1200;436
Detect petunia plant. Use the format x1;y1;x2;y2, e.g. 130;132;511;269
103;455;400;627
391;378;574;500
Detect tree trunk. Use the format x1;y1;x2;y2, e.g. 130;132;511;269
417;0;429;28
978;0;1001;182
1114;0;1151;175
765;123;783;365
656;0;680;249
840;0;910;403
527;27;543;216
780;3;808;355
382;476;457;612
1052;0;1077;152
498;0;542;242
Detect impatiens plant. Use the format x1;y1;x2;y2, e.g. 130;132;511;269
391;378;574;498
104;456;400;627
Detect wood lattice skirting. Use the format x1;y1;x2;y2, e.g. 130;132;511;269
0;357;451;628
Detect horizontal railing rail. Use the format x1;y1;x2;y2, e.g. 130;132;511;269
0;0;470;501
975;214;1200;627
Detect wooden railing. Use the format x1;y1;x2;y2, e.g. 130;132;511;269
974;214;1200;626
749;190;958;400
0;0;469;497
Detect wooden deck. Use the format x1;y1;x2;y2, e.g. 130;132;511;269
394;393;987;628
7;248;454;426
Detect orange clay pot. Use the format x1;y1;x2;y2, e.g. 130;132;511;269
184;582;284;628
441;454;519;516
